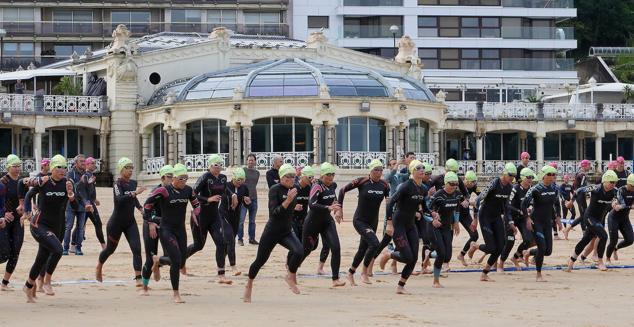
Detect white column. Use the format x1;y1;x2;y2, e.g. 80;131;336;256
476;134;483;173
432;129;440;167
326;125;335;164
175;129;185;162
167;129;175;165
34;131;42;173
386;125;395;160
312;124;321;164
536;136;544;167
595;136;603;172
141;133;149;171
242;125;252;159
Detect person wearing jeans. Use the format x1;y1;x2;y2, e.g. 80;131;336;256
239;154;260;245
63;155;89;255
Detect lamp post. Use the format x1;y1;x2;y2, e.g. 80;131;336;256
389;25;399;59
0;28;6;73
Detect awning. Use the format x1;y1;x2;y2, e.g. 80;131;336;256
0;68;76;81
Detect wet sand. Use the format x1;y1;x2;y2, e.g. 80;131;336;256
1;187;632;327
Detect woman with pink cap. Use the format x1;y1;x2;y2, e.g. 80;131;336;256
563;159;592;239
614;156;628;188
516;152;531;183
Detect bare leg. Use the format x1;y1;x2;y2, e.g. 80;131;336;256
563;225;572;240
522;250;531;267
396;278;410;294
243;279;253;303
285;272;300;294
457;253;468;267
367;258;375;277
390;260;398;275
36;276;45;293
511;256;522;271
317;261;327;275
564;255;576;273
536;271;546;282
346;270;357;286
42;273;55;295
378;250;390;270
152;255;161;282
467;242;478;259
432;276;443;288
95;262;104;282
497;260;505;273
172;290;185;303
23;279;36;303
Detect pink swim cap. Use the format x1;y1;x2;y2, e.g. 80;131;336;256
549;162;558;169
580;159;590;167
617;156;625;164
608;161;617;170
40;158;50;166
520;152;530;160
85;157;95;165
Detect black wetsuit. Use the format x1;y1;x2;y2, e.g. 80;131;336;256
25;176;77;281
98;178;143;275
521;182;561;272
0;182;7;264
338;177;389;272
515;164;528;184
141;183;172;284
559;182;575;226
0;174;25;281
188;172;234;275
72;171;105;246
571;185;617;260
291;182;311;239
386;179;427;284
606;185;634;259
302;180;341;280
571;170;589;229
503;183;530;262
477;177;513;271
143;184;200;291
248;183;303;279
459;183;480;257
219;182;247;267
429;188;463;272
616;169;628;188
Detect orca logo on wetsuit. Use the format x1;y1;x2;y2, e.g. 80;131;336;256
367;190;384;195
597;200;612;204
322;194;336;200
45;192;66;197
411;195;425;200
296;196;309;200
494;194;509;199
541;191;556;196
445;203;458;208
170;199;189;204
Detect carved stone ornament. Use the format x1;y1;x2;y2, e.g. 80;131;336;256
164;91;177;105
115;49;138;82
306;30;328;55
209;27;232;52
395;36;416;64
108;24;132;55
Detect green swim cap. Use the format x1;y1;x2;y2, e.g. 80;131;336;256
465;170;477;182
301;165;315;177
444;171;459;184
50;154;67;168
503;162;517;176
445;158;459;172
172;163;188;176
6;154;21;168
520;168;535;180
233;167;246;180
117;157;133;173
320;162;337;175
368;159;384;171
541;165;557;177
602;170;618;183
207;154;223;166
279;163;296;178
159;165;174;177
423;162;433;173
408;160;423;175
628;174;634;186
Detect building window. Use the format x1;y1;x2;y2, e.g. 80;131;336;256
343;16;403;38
251;117;313;153
544;132;577;161
1;8;34;33
52;10;93;33
418;0;500;5
111;10;151;34
207;9;237;31
152;124;165;158
244;11;282;34
336;117;386;152
308;16;329;29
419;48;500;70
53;44;91;58
419;16;500;38
408;120;429;153
485;132;519;160
171;9;201;32
418;17;438;37
0;128;11;157
3;42;34;57
185;119;229;155
344;0;404;5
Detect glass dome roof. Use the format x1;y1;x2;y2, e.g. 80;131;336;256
148;58;436;105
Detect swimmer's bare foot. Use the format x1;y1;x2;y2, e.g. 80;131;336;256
317;261;327;275
367;259;375;277
378;251;390;270
172;291;185;304
396;285;411;295
152;255;161;281
613;250;619;261
360;272;372;284
243;279;253;303
592;253;599;263
23;285;36;303
135;277;143;288
511;257;522;271
217;275;233;285
480;273;493;282
180;266;187;276
563;226;571;240
95;263;103;282
346;271;357;286
231;266;242;276
597;259;608;271
497;261;505;273
442;263;450;273
536;272;546;282
42;284;55;296
522;250;531;267
467;242;478;259
432;279;443;288
285;273;300;294
564;258;574;273
36;277;44;293
457;253;468;267
332;279;346;287
139;286;150;296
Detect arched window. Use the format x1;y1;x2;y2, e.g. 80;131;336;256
336;117;386;152
251;117;313;152
408;119;429;153
185;119;230;154
151;124;165;157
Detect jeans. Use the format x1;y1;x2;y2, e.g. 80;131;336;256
238;199;257;241
64;206;86;250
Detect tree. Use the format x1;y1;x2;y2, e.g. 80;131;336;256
52;76;82;96
613;54;634;83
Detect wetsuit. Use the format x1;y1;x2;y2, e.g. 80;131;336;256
0;174;25;283
521;182;561;273
302;180;341;280
606;185;634;258
386;179;427;284
98;178;143;276
219;182;248;267
570;185;617;261
429;188;463;274
338;177;389;272
571;170;589;229
503;183;530;262
291;182;311;239
515;164;527;184
477;177;513;272
25;176;77;282
248;183;303;279
559;182;575;226
141;184;172;285
143;184;200;291
188;172;234;275
616;169;628;188
0;182;9;264
458;182;480;258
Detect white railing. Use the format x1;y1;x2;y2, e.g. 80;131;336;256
458;160;477;175
43;95;102;113
144;157;165;175
336;151;387;169
543;103;596;120
484;102;537;119
0;94;34;111
482;160;538;175
414;152;436;167
603;104;634;120
68;158;103;173
445;102;476;119
0;157;37;173
602;161;633;174
252;152;313;169
180;153;229;172
556;161;590;176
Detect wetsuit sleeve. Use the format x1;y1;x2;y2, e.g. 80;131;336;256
135;197;142;210
384;169;396;183
520;186;536;217
17;179;27;200
477;178;498;213
458;179;469;198
113;181;133;205
337;178;363;209
505;187;520;223
189;188;201;216
143;187;168;223
616;187;626;208
473;195;481;219
193;174;208;203
386;182;407;220
23;186;36;213
429;192;442;213
0;184;5;217
553;187;562;218
309;184;330;211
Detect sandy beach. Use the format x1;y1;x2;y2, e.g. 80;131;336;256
1;186;632;327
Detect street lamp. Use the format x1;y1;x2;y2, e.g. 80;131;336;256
0;28;6;73
389;25;399;59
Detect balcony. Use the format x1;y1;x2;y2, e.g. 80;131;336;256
501;58;575;71
252;152;314;169
180;153;229;172
446;102;634;121
502;0;575;8
336;151;387;169
0;21;290;38
501;26;574;40
344;0;403;5
343;25;403;39
0;94;108;116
